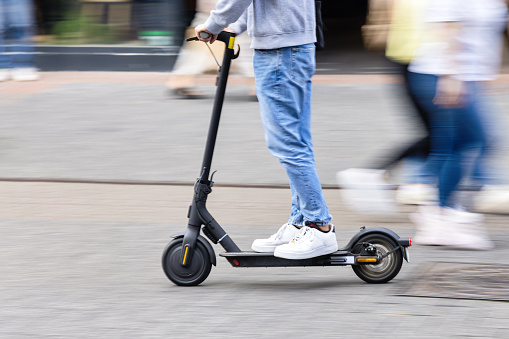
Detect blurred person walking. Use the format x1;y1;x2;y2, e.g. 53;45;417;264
337;0;431;214
166;0;255;99
338;0;509;217
381;0;433;205
195;0;338;259
0;0;39;81
407;0;509;249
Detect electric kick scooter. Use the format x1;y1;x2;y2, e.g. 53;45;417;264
162;31;412;286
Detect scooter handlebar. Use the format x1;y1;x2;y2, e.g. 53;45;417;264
186;31;236;44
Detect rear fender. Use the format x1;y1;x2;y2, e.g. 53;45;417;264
342;227;410;262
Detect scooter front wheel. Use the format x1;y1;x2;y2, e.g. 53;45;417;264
162;238;212;286
351;233;403;284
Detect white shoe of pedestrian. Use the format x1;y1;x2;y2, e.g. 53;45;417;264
411;205;493;250
410;205;445;246
274;225;339;259
11;68;39;81
251;223;300;253
336;168;398;215
472;185;509;214
396;184;436;205
442;208;494;250
0;69;10;82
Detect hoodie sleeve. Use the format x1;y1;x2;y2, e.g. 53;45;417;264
229;9;248;35
204;0;253;34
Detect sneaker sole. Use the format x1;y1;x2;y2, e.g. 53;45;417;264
251;244;277;253
274;244;339;260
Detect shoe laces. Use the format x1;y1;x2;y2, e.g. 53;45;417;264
291;226;314;244
269;223;291;241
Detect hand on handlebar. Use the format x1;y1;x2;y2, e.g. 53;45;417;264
223;27;236;34
195;24;217;44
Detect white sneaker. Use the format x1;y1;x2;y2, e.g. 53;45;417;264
410;205;493;250
472;185;509;214
0;69;10;82
251;223;300;252
336;168;398;214
11;68;39;81
410;205;445;246
274;225;339;259
396;184;436;205
442;208;494;250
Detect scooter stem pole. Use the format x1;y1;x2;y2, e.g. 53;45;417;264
200;32;235;181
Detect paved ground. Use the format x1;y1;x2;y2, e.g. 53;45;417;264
2;72;508;185
1;72;509;338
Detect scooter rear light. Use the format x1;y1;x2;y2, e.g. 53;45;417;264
398;237;412;247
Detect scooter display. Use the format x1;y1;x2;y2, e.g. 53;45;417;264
162;31;412;286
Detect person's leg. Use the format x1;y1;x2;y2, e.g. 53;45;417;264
252;44;337;258
5;0;38;81
439;82;485;207
468;82;509;214
0;0;10;76
406;72;449;201
409;73;463;207
468;81;502;187
391;66;433;186
408;73;492;249
166;12;219;97
254;44;331;227
7;0;36;69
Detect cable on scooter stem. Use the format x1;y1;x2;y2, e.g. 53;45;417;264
182;30;239;183
185;32;226;70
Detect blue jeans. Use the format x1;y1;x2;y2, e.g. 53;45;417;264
407;72;486;207
468;81;502;187
401;81;501;188
254;44;332;226
0;0;36;69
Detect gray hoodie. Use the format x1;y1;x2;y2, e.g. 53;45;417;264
204;0;316;49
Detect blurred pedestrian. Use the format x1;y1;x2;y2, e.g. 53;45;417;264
381;0;434;205
166;0;255;99
195;0;338;259
407;0;509;249
337;0;509;218
337;0;429;214
0;0;39;81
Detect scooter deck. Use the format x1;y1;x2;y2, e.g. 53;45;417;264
219;250;361;267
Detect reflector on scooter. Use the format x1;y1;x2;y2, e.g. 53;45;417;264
182;246;189;265
357;258;378;263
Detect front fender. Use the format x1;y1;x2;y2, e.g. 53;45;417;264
171;232;217;266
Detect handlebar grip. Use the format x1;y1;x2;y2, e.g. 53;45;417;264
199;32;212;39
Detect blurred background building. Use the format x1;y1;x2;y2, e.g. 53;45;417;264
29;0;509;73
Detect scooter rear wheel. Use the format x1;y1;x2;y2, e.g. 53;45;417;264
351;233;403;284
162;238;212;286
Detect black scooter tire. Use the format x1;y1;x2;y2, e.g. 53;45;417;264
162;238;212;286
351;233;403;284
